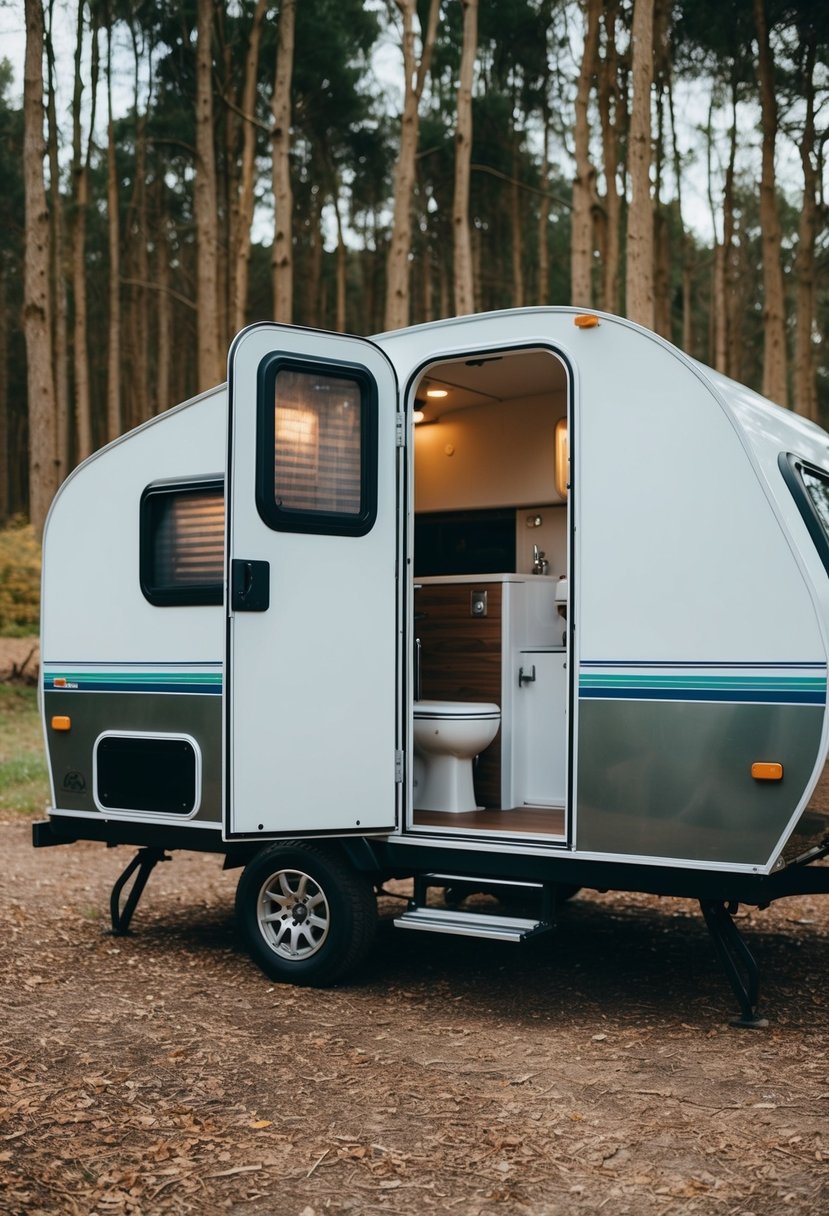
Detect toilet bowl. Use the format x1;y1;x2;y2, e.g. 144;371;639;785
413;700;500;813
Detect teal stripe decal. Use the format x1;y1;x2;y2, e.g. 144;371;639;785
579;670;826;705
44;670;222;695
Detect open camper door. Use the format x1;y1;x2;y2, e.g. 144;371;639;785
225;324;399;840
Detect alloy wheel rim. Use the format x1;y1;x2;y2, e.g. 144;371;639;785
256;868;331;961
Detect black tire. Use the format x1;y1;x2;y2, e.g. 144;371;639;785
235;841;377;986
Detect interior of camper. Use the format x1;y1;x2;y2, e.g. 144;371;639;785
409;347;570;845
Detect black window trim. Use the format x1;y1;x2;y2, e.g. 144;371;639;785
779;451;829;577
140;475;225;607
255;353;378;538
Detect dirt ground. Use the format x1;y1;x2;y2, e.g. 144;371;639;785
0;639;39;683
1;816;828;1216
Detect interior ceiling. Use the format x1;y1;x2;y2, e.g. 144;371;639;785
417;349;565;416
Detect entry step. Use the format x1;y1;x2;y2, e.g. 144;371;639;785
394;904;552;943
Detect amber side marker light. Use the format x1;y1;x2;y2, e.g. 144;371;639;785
51;716;71;732
574;314;599;329
751;762;783;781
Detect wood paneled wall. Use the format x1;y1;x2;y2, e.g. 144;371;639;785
415;583;502;807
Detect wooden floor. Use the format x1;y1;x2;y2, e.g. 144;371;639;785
412;805;566;837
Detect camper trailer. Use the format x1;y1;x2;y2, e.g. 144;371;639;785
33;307;829;1025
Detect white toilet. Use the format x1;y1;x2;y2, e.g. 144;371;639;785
412;700;501;813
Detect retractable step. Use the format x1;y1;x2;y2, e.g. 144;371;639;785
394;904;551;942
393;872;555;943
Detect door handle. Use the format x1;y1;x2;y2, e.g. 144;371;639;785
231;559;270;612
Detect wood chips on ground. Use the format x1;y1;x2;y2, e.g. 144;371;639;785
1;817;828;1215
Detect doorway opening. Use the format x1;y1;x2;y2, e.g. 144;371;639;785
408;346;571;844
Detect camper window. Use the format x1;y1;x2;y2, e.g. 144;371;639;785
140;479;224;606
780;454;829;578
255;358;377;537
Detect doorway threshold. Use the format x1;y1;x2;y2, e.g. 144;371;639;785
412;805;566;838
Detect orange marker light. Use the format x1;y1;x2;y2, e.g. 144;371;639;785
751;762;783;781
53;678;67;687
51;716;71;732
574;314;599;329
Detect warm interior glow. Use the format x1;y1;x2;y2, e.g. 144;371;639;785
426;388;448;398
554;417;569;499
413;410;425;424
276;405;319;450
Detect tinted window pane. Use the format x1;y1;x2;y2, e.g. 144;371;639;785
274;369;363;515
801;467;829;539
143;484;224;604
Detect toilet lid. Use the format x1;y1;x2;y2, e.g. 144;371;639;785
414;699;500;721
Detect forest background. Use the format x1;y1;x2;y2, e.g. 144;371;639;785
2;0;828;533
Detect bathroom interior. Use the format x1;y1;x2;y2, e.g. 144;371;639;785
409;347;570;844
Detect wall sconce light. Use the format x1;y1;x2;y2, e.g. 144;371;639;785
554;417;569;499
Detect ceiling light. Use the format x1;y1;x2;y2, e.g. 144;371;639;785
426;388;448;399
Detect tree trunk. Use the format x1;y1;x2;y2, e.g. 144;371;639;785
753;0;787;407
306;187;323;327
156;185;171;415
45;1;68;481
271;0;295;324
333;189;347;333
571;0;600;308
130;110;149;423
598;0;620;314
511;139;525;308
537;102;550;305
0;266;7;519
71;2;97;461
195;0;222;389
23;0;59;533
652;84;670;339
233;0;268;334
106;21;121;442
384;0;440;331
625;0;655;329
453;0;477;317
667;65;691;354
794;32;818;421
722;84;738;377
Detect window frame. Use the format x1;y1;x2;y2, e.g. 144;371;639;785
255;354;378;537
779;452;829;578
140;476;225;607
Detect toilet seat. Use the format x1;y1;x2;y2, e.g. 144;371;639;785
414;700;500;721
412;700;501;813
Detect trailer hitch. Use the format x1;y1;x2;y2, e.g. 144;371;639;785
699;899;768;1029
108;848;170;936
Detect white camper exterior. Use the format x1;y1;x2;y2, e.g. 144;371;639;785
35;308;829;1023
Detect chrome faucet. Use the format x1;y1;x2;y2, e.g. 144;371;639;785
532;544;549;576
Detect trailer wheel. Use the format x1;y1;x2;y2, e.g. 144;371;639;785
235;842;376;986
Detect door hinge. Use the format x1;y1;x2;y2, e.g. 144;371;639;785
395;750;404;782
395;413;405;447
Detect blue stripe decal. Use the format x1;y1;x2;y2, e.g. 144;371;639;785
579;663;827;706
579;687;826;705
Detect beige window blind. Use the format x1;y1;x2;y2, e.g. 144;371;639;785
273;369;363;515
152;488;224;589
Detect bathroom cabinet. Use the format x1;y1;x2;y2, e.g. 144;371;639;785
415;574;562;809
514;649;567;807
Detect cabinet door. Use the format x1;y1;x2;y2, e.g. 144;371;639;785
517;651;567;806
